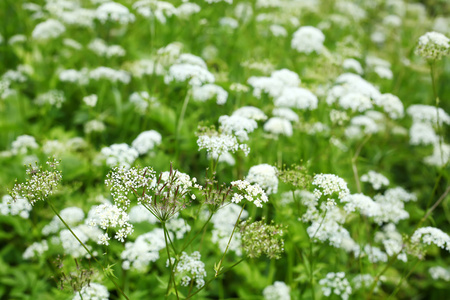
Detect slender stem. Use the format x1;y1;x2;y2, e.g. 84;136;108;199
367;251;401;299
387;258;421;300
181;212;214;252
351;134;371;193
47;200;129;300
186;258;246;299
429;62;445;167
78;291;84;300
215;204;246;277
163;222;179;300
418;186;450;229
308;210;328;300
176;90;191;141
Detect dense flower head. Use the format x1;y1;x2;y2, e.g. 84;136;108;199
131;130;162;155
89;67;131;84
42;207;85;235
411;226;450;252
95;2;135;24
133;0;177;23
230;180;268;208
72;282;109;300
409;122;439;146
373;93;404;119
429;266;450;281
23;240;49;260
35;90;66;108
10;158;62;205
263;117;293;137
319;272;352;300
171;251;207;289
291;26;325;54
232;106;267;121
0;195;32;218
415;31;450;60
245;164;278;195
263;281;291;300
360;171;390;190
197;126;250;157
32;19;66;40
101;143;139;169
192;83;228;105
240;218;285;259
11;135;38;155
219;115;257;141
407;104;450;126
312;174;350;204
274;87;318;110
164;63;215;86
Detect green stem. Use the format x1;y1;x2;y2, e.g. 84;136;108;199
181;212;214;252
163;222;179;300
47;200;129;300
176;90;191;142
215;204;246;277
367;251;401;299
387;258;421;300
186;258;246;299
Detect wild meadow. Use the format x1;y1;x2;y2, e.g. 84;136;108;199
0;0;449;299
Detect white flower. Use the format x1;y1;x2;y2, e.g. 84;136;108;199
88;39;126;57
84;120;106;134
373;93;404;119
23;240;48;260
263;117;293;137
133;0;177;23
0;195;32;219
35;90;66;108
319;272;352;300
131;130;162;155
42;207;85;235
270;25;288;37
338;93;373;112
272;108;299;122
165;63;215;86
219;17;239;29
271;69;301;87
411;227;450;252
32;19;65;40
415;31;450;60
291;26;325;54
72;283;110;300
176;3;201;18
219;115;257;141
429;266;450;281
11;135;38;155
101;143;139;169
263;281;291;300
245;164;278;195
59;69;89;85
360;171;390;190
96;2;135;24
233;106;267;121
424;143;450;167
192;84;228;105
173;251;207;289
274;87;318;110
342;194;381;218
342;58;363;75
407;104;450;126
231;180;269;208
312;174;350;201
197;133;250;157
89;67;131;84
409;122;439;146
83;94;98;107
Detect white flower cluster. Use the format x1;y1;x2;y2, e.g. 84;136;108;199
173;251;207;289
164;63;215;86
247;68;300;99
355;245;388;263
274;87;318;111
372;187;416;224
42;207;85;235
415;31;450;60
128;204;158;223
342;58;363;75
411;227;450;252
197;133;250;158
373;93;404;119
360;171;390;190
263;281;291;300
88;39;126;57
83;94;98;107
407;104;450;126
32;19;66;40
10;135;39;155
35;90;66;108
352;274;379;291
58;225;100;258
245;164;278;195
409;122;439;146
272;108;299;123
429;266;450;281
341;194;381;218
23;240;49;260
95;2;135;25
132;0;177;24
230;180;269;208
263;117;293;137
101;143;139;169
176;3;201;19
72;283;110;300
89;67;131;84
121;228;166;271
424;143;450;167
85;120;106;134
192;84;228;105
219;115;257;141
131;130;162;155
374;223;407;262
105;166;155;208
88;203;134;245
59;69;89;85
0;195;32;219
319;272;352;300
129;91;158;114
211;204;248;256
291;26;325;54
312;174;350;206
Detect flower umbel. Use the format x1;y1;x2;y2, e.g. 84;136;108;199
240;218;285;259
